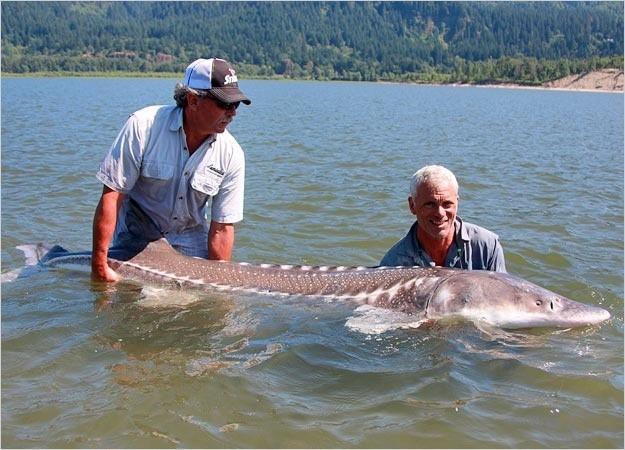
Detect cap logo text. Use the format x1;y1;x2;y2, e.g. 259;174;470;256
224;68;238;85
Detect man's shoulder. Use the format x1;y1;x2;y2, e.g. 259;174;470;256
131;104;174;117
460;220;500;244
215;129;239;145
214;129;244;157
129;105;177;127
459;219;506;272
380;228;416;266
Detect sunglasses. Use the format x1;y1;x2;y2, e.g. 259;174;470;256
203;93;240;111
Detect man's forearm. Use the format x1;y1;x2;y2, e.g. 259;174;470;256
208;221;235;261
91;186;124;279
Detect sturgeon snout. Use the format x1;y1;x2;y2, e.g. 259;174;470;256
427;271;611;329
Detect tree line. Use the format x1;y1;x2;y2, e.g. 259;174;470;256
1;1;623;84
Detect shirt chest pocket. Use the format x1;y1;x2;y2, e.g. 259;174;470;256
190;171;223;197
141;161;174;184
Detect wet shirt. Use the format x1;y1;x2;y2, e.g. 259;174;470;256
380;217;507;273
96;105;244;253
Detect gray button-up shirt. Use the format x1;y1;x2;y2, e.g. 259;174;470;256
96;105;245;257
380;217;506;272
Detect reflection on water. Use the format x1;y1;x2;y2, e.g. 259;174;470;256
1;78;623;448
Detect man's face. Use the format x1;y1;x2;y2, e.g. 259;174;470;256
190;94;239;134
409;181;458;241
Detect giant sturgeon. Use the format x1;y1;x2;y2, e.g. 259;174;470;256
19;238;610;329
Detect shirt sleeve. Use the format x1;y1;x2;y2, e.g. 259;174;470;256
380;250;396;266
489;239;507;273
210;146;245;223
96;114;144;193
380;238;414;267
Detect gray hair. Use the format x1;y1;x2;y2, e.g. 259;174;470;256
173;82;211;107
409;165;459;197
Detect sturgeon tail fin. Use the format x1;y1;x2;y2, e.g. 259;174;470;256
15;243;66;266
1;243;70;283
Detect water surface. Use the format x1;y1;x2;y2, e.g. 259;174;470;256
1;78;623;448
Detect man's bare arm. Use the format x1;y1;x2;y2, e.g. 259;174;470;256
207;221;235;261
91;185;125;281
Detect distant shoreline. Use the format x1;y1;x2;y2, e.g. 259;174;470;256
448;82;622;94
3;69;623;93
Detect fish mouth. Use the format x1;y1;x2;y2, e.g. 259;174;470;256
490;307;611;329
567;307;611;326
556;301;612;327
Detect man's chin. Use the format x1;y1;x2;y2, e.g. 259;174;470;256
427;226;453;240
214;123;230;133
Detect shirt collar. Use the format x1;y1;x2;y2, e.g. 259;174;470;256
169;106;184;131
407;221;433;266
456;216;469;243
173;106;217;150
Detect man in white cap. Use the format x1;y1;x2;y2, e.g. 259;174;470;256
380;165;506;272
91;58;251;282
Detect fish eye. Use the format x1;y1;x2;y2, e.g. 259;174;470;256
535;300;543;306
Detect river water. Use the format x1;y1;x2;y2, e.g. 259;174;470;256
1;77;623;448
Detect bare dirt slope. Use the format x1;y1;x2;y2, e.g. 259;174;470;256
543;69;623;92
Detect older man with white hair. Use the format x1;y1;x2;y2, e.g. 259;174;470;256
380;165;506;272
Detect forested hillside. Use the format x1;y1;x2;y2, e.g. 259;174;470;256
1;1;623;84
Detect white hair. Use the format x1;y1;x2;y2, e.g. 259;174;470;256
409;165;459;197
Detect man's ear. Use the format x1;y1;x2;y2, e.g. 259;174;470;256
408;197;417;215
187;93;200;107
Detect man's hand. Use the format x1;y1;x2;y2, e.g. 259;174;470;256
91;260;120;282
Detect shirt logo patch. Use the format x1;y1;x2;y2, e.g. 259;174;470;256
208;165;224;176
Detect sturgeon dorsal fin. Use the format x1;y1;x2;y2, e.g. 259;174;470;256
145;238;178;253
33;244;70;265
128;238;183;264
